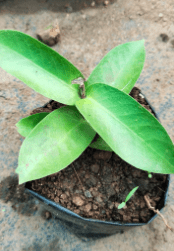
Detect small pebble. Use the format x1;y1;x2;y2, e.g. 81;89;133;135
90;164;100;173
81;14;86;19
54;197;59;203
96;196;103;203
114;202;120;208
83;203;92;213
84;190;93;198
72;195;85;206
45;211;52;219
104;0;109;6
60;194;67;200
73;209;80;214
108;201;114;210
36;21;60;47
139;93;144;98
123;215;131;222
93;204;98;210
159;13;163;17
91;1;95;6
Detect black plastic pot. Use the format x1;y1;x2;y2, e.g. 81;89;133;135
25;91;170;238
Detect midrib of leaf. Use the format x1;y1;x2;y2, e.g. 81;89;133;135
1;43;77;92
86;96;173;168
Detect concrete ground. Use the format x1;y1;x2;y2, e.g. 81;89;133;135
0;0;174;250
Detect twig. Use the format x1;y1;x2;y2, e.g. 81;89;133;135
144;195;173;231
72;163;85;192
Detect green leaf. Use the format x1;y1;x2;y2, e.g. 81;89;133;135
0;30;84;105
118;202;125;209
16;110;112;152
16;109;106;153
76;83;174;174
16;112;49;137
15;106;95;184
125;186;139;203
86;40;145;94
88;40;145;151
89;136;113;151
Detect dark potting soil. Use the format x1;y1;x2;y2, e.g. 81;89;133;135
27;87;168;223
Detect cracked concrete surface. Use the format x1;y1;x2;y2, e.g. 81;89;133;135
0;0;174;250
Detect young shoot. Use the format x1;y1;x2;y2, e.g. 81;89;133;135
148;171;152;178
118;186;139;209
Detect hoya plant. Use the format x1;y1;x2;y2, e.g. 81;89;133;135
0;30;174;185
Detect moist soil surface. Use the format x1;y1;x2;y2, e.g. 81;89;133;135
26;87;168;223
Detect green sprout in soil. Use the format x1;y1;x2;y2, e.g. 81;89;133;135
118;186;139;209
148;171;152;178
0;30;174;185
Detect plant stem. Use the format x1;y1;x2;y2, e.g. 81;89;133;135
71;77;86;99
79;82;85;99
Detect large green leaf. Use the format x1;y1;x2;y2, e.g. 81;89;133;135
76;84;174;174
86;40;145;94
0;30;84;105
16;109;109;152
88;40;145;151
15;106;95;184
16;111;112;152
16;112;49;137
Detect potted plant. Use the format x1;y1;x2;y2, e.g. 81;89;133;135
0;30;173;237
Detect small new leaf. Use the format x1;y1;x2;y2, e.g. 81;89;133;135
125;186;139;203
118;186;139;209
118;202;126;210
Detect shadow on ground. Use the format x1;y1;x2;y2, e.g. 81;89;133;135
0;175;39;216
0;0;115;14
